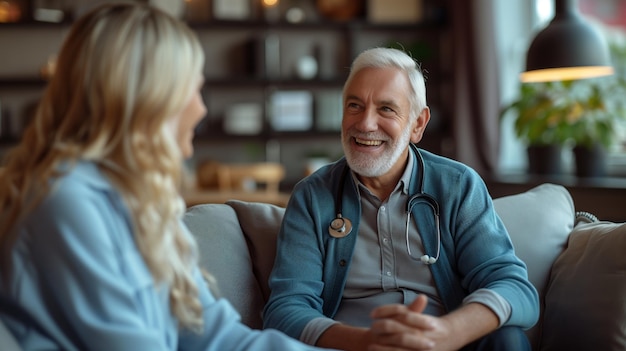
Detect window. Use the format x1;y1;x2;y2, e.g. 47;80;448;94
497;0;626;176
578;0;626;175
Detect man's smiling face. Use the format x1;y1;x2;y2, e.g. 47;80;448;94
341;66;415;178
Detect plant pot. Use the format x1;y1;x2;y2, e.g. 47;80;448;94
527;144;563;175
574;144;607;178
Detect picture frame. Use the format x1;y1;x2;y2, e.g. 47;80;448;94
269;91;313;132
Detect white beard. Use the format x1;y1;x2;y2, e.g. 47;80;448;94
342;124;412;178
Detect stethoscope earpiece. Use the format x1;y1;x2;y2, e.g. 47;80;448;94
420;255;437;265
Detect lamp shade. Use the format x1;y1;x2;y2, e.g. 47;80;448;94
520;0;614;83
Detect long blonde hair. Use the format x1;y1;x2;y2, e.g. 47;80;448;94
0;3;206;330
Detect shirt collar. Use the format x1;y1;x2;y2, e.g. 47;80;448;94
399;148;414;195
66;161;115;191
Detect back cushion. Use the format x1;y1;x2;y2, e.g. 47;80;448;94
226;200;285;302
492;183;575;349
540;221;626;351
183;203;265;329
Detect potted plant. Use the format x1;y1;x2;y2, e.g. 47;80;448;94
502;41;626;177
567;78;626;177
501;81;573;175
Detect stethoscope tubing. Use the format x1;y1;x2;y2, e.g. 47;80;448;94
328;145;442;264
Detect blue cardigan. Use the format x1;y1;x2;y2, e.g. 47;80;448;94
264;147;539;340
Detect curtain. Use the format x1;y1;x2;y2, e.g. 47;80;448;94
451;0;501;175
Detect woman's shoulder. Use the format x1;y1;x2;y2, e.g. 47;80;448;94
35;162;124;222
18;162;133;257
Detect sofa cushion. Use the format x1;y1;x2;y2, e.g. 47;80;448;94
540;221;626;351
0;319;20;351
226;200;285;302
492;183;575;348
183;203;265;329
493;183;574;297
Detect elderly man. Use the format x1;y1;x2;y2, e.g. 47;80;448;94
263;47;538;351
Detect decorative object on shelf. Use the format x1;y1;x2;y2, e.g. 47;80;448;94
39;54;56;80
295;55;318;80
196;160;286;194
223;103;263;135
0;0;23;22
367;0;423;24
269;90;313;131
315;89;342;131
212;0;251;20
315;0;362;21
236;33;282;79
520;0;614;83
32;0;64;22
264;34;281;79
184;0;210;23
283;0;319;23
149;0;185;19
285;6;305;23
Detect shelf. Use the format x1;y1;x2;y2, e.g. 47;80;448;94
0;77;345;89
487;172;626;190
0;19;72;27
1;13;448;31
195;130;340;142
485;172;626;222
203;77;346;88
189;18;448;31
1;0;456;185
0;78;48;88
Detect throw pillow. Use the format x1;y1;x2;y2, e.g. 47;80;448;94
226;200;285;301
540;221;626;351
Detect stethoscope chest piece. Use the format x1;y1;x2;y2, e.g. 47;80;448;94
329;215;352;238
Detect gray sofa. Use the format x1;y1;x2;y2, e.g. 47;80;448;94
183;183;626;351
2;183;625;350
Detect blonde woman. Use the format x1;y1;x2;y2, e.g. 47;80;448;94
0;3;332;351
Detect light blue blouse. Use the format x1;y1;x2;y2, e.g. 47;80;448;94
0;161;329;351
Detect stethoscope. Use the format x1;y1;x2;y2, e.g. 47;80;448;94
328;147;442;265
